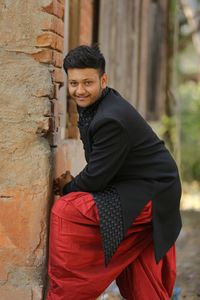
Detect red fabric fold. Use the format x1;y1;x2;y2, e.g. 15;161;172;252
46;192;176;300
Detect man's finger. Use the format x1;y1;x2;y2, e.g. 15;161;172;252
53;178;59;185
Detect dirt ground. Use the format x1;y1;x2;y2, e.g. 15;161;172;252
176;183;200;300
98;184;200;300
176;210;200;300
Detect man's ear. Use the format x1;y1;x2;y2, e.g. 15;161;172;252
101;73;108;89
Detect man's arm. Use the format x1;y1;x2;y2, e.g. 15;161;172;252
63;118;130;195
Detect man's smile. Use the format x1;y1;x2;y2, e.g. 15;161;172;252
76;96;89;98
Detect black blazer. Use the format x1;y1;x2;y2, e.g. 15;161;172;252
63;87;182;263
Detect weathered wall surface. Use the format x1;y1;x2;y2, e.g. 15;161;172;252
0;0;114;298
0;52;52;299
0;0;62;299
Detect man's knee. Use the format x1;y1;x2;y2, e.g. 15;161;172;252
52;196;70;217
51;194;81;221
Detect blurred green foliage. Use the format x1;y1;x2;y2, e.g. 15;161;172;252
179;82;200;181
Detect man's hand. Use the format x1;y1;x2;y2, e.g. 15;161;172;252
53;171;74;196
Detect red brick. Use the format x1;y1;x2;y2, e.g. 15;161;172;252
51;99;64;116
53;83;59;99
32;49;52;64
42;15;64;37
57;0;65;5
52;50;63;67
68;98;77;113
32;49;63;67
68;124;79;139
69;112;78;125
51;67;64;83
36;32;64;52
42;0;64;20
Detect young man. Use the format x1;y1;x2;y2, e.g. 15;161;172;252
47;45;182;300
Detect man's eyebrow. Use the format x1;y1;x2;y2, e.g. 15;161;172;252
68;78;94;81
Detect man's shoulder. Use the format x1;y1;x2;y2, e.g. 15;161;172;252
92;87;157;143
90;88;160;145
95;87;144;126
101;88;134;109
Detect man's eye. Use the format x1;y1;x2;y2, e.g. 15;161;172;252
85;81;92;86
70;82;77;87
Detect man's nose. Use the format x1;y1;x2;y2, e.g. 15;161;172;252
76;84;86;95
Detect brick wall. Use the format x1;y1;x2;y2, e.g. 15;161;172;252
0;0;66;299
32;0;65;145
0;1;95;299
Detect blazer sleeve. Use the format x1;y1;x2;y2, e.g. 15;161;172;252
62;118;130;194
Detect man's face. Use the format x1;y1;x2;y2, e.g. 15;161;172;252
67;68;107;108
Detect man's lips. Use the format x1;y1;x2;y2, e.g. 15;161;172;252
75;96;89;100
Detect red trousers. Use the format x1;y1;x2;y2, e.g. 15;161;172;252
46;192;176;300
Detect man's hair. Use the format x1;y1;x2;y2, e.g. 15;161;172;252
63;45;106;76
